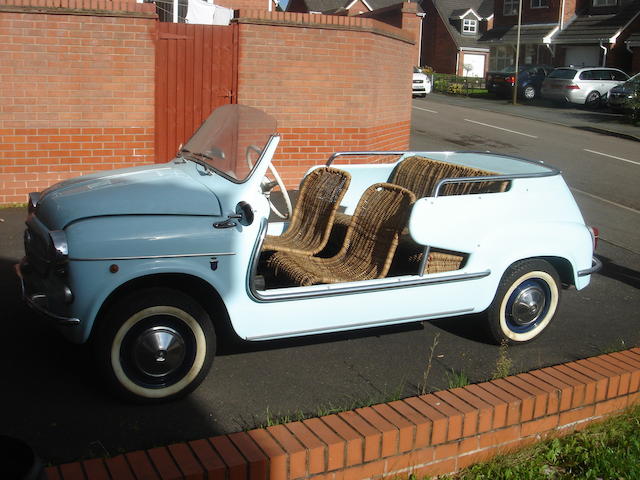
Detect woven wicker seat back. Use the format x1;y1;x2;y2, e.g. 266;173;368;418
262;167;351;255
390;155;507;198
267;183;416;286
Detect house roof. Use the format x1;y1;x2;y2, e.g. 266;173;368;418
430;0;494;49
479;24;559;45
553;1;640;44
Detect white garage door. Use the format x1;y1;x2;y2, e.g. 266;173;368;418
462;53;486;78
565;46;601;67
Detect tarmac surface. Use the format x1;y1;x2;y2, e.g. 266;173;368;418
420;92;640;143
1;94;639;465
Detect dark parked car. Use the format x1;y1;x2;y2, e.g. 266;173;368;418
486;64;554;100
607;72;640;112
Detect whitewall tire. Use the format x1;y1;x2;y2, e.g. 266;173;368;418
94;288;215;403
486;259;561;345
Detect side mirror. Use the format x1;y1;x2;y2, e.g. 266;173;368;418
235;201;254;226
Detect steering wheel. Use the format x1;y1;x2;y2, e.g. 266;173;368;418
246;145;292;220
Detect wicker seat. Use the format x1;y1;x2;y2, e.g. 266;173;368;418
331;156;507;275
268;183;416;286
262;167;351;255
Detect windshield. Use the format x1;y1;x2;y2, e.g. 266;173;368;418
624;72;640;87
181;104;277;182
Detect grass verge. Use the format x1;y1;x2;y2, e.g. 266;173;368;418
437;403;640;479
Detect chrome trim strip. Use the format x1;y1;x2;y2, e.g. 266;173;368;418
14;263;80;327
578;257;602;277
69;252;236;261
432;171;557;197
252;270;491;302
246;307;475;340
325;150;561;176
246;217;269;296
326;151;406;166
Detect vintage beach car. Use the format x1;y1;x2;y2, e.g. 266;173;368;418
17;105;600;402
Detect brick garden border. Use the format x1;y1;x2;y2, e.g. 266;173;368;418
46;348;640;480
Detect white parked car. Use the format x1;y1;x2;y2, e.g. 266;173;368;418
413;67;432;97
18;105;600;402
541;66;629;106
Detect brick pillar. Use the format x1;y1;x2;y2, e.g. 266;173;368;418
401;2;421;66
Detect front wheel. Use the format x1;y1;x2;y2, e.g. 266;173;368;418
93;288;216;403
522;85;536;100
486;259;561;345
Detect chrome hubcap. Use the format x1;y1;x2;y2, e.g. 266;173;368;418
510;285;546;327
133;326;186;377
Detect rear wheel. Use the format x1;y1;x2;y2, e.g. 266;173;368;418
93;288;215;403
486;259;561;345
585;91;601;107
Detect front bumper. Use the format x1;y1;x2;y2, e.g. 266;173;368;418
15;259;79;327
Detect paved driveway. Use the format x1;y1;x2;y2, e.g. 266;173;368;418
1;98;638;464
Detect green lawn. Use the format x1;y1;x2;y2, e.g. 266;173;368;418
438;403;640;480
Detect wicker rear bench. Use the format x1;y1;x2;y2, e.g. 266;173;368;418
331;156;508;275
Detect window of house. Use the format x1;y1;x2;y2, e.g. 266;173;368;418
531;0;548;7
503;0;518;15
463;19;478;34
592;0;617;6
491;46;514;71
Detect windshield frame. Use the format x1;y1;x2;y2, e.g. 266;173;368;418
180;104;279;184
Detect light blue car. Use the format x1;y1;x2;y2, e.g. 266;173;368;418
17;104;600;402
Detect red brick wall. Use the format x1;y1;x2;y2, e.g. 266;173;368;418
216;0;270;10
632;48;640;75
421;0;457;73
46;348;640;480
0;1;156;204
234;10;415;186
494;0;563;28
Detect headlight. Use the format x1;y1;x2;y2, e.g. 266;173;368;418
28;192;40;215
49;230;69;264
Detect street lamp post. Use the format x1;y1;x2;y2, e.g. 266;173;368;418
512;0;523;105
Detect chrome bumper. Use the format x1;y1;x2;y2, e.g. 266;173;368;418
577;257;602;277
15;261;80;326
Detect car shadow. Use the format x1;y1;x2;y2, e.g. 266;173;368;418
596;254;640;289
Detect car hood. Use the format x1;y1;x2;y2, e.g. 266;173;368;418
36;162;222;229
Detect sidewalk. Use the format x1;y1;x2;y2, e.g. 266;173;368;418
419;93;640;142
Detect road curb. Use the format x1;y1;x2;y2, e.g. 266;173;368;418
47;348;640;480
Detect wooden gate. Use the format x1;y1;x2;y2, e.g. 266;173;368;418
155;22;238;163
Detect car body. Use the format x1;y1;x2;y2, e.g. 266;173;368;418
486;64;554;100
412;67;432;97
541;66;629;106
607;72;640;112
17;104;600;402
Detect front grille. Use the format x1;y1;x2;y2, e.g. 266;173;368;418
24;227;50;275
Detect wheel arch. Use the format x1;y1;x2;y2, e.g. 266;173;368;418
90;273;239;346
536;256;575;287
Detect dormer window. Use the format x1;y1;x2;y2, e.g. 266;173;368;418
503;0;518;15
531;0;548;7
592;0;617;5
463;19;478;34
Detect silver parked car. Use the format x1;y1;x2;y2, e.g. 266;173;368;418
541;67;629;106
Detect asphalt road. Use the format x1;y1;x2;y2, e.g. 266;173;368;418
1;96;639;465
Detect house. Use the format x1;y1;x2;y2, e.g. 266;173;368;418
418;0;494;77
286;0;409;16
480;0;640;73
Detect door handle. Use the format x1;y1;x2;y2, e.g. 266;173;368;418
213;219;237;229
